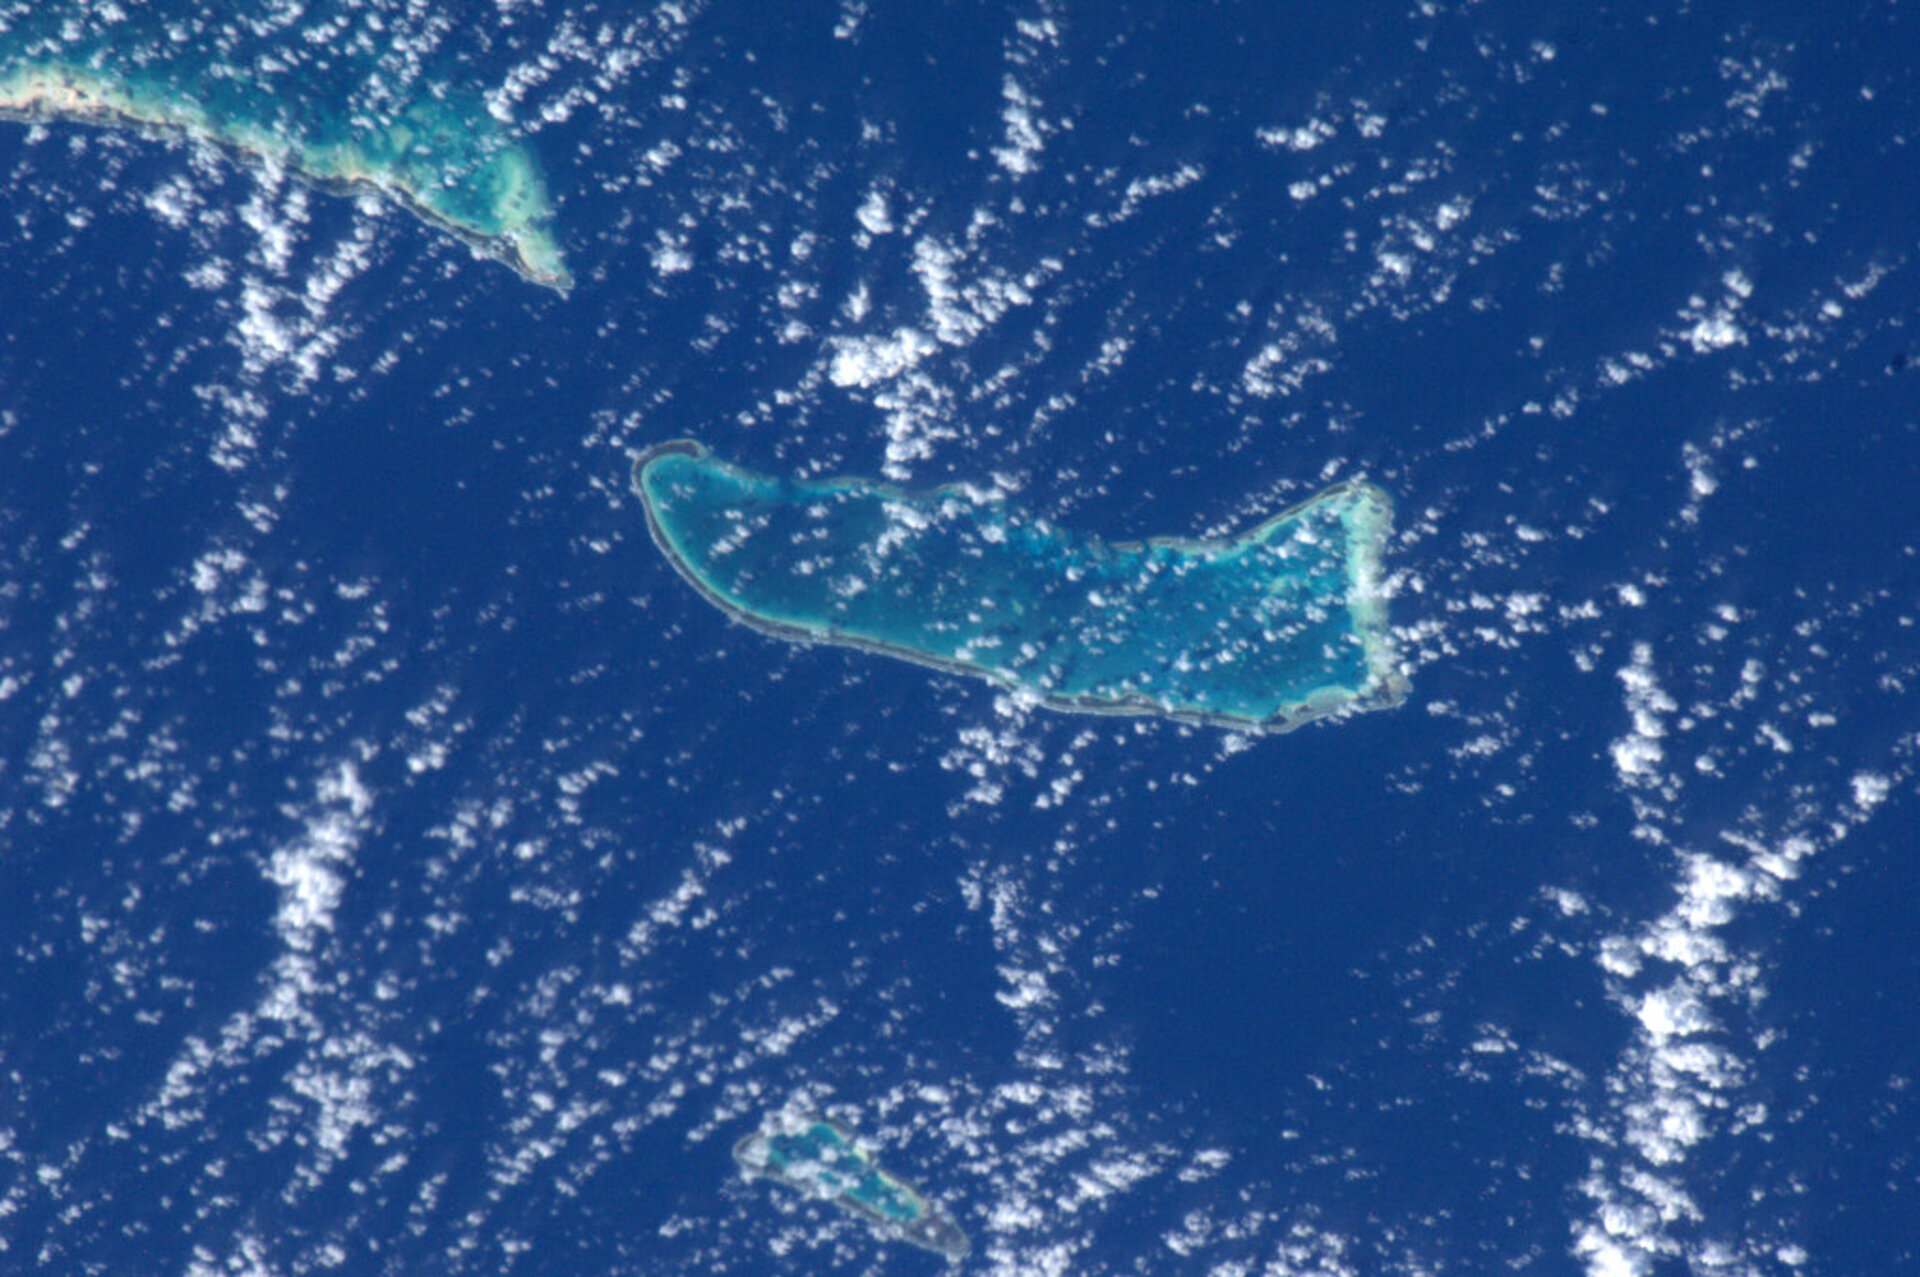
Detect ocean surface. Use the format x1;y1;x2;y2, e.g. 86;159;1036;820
2;3;1917;1276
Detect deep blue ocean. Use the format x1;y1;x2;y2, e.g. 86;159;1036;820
3;4;1918;1276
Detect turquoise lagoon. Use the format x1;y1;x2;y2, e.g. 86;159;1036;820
734;1117;969;1258
634;441;1408;734
0;3;569;291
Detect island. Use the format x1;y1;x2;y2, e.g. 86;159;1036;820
733;1116;970;1259
0;30;569;292
632;440;1408;733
